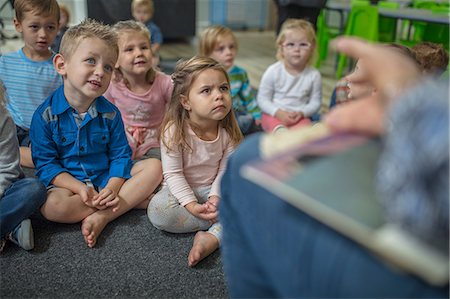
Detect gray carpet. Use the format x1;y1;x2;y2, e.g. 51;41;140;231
0;169;228;298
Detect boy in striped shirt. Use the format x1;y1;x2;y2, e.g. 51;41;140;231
0;0;62;168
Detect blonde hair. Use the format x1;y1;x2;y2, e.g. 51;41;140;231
131;0;155;17
112;20;156;84
59;19;118;61
14;0;59;22
59;4;70;24
198;25;238;57
160;56;243;152
276;19;317;65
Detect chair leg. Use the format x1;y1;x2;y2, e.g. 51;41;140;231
336;53;348;79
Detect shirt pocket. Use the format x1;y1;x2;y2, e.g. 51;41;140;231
90;131;110;153
53;132;77;156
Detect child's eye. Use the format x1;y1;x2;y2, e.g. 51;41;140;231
104;65;113;72
201;88;210;94
29;25;39;30
125;47;133;52
86;58;95;64
47;25;56;31
220;85;229;92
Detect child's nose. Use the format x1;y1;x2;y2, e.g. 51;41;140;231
95;65;104;77
214;89;224;100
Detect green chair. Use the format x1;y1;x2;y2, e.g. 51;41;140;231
316;0;372;69
315;10;341;69
421;6;450;50
400;0;439;47
335;4;379;78
378;1;400;42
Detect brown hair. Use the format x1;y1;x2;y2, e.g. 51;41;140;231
198;25;238;57
276;18;317;64
131;0;155;17
412;42;449;76
14;0;59;22
112;20;156;84
59;18;118;61
160;56;243;152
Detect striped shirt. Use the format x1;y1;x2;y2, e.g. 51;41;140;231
0;49;62;129
228;65;261;119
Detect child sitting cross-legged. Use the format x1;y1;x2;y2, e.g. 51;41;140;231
30;19;161;248
147;56;243;267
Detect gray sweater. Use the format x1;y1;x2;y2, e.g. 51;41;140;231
0;106;23;197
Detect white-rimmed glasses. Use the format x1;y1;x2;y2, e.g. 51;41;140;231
282;41;311;50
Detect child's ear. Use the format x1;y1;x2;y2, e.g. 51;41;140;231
180;94;191;111
13;18;23;33
53;54;67;76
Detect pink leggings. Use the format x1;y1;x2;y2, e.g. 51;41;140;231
261;113;311;132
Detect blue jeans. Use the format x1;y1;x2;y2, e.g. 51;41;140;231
0;178;47;239
220;134;449;298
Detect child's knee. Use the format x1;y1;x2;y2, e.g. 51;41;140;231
22;178;47;207
41;194;86;223
147;199;174;231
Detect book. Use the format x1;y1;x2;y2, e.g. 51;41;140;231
241;133;449;286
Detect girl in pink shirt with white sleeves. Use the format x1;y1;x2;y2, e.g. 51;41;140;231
104;21;172;209
147;56;243;267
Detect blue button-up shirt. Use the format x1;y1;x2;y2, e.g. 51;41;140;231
30;85;132;188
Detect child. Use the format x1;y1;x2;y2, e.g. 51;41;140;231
199;25;261;135
412;42;449;76
105;20;172;162
147;56;243;267
0;0;62;168
50;4;70;53
131;0;163;67
30;19;162;248
0;81;47;252
257;19;321;132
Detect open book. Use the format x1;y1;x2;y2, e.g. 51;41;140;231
241;133;449;286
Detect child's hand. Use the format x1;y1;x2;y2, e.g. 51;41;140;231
275;109;302;126
185;202;218;222
288;111;304;124
92;188;120;212
205;196;220;213
79;186;99;208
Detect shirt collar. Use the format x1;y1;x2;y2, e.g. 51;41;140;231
51;85;115;116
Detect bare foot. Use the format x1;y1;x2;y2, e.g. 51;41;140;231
81;212;109;248
188;231;219;267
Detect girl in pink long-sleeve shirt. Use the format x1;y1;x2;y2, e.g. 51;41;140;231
147;56;243;267
104;20;172;209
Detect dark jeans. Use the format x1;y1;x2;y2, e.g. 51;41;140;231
220;133;449;298
0;178;47;238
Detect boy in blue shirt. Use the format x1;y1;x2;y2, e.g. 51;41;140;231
30;19;162;248
0;0;62;168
